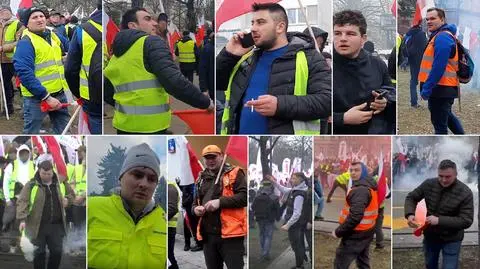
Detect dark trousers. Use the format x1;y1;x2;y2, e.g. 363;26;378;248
375;207;384;247
1;63;15;113
184;205;201;246
0;199;4;232
32;223;64;269
327;181;347;201
168;227;179;269
428;97;464;135
72;205;86;229
203;234;244;269
334;235;374;269
180;67;194;82
288;226;306;267
304;226;312;260
409;61;420;106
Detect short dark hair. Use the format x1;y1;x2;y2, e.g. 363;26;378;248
350;161;362;166
38;160;53;171
252;2;288;32
183;30;190;36
121;7;147;30
333;10;367;35
438;159;456;171
427;7;446;20
292;172;307;182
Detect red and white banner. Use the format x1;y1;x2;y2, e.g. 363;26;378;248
377;151;388;206
412;0;435;26
216;0;281;32
168;136;204;185
42;136;67;178
10;0;32;16
103;9;119;56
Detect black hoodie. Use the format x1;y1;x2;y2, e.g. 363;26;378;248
334;177;378;239
104;29;210;110
333;49;394;134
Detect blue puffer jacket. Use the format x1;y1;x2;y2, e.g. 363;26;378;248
420;24;458;100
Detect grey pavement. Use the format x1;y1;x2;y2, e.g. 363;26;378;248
265;246;312;269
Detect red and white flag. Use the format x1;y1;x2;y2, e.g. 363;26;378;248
377;151;388;206
216;0;281;32
0;136;4;157
168;23;181;58
10;0;32;16
195;15;205;47
225;136;247;167
43;136;67;178
412;0;435;26
168;136;204;185
102;9;119;56
32;136;46;155
391;0;397;17
78;109;91;135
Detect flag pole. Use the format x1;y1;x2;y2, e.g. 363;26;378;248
297;0;320;53
0;62;10;120
214;153;228;185
62;105;81;135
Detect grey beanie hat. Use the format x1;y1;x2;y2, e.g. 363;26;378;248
119;143;160;179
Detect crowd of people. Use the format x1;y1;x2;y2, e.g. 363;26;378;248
0;2;102;134
0;138;86;269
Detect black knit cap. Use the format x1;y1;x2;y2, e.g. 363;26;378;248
21;7;47;26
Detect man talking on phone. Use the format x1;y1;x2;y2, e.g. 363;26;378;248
216;2;331;135
332;10;395;134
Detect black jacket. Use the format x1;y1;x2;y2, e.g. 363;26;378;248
403;25;427;66
104;29;210;109
216;32;331;134
404;178;474;243
193;164;247;236
335;177;377;239
333;49;394;134
199;37;214;98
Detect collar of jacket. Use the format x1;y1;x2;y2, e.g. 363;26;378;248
333;48;369;67
120;194;156;223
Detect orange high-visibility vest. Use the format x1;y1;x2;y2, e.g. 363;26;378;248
418;31;459;87
339;187;378;231
197;167;247;240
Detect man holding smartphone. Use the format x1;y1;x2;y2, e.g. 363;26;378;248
216;2;331;135
332;10;394;134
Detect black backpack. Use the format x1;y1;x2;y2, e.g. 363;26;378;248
253;193;275;221
81;21;102;104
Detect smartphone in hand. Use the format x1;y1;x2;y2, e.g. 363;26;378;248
240;32;254;48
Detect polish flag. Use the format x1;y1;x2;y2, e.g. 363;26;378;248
31;136;46;155
10;0;32;16
43;136;67;178
78;109;91;134
168;136;204;185
225;136;247;167
216;0;281;32
0;136;4;156
411;0;435;26
168;23;181;58
391;0;397;17
102;9;119;56
377;151;388;206
195;15;205;48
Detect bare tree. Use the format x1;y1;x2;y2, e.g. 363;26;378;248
250;136;281;178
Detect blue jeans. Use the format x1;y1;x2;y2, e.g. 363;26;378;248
83;106;102;134
428;97;464;135
409;61;420;106
423;239;462;269
257;219;274;257
314;184;324;218
23;92;70;134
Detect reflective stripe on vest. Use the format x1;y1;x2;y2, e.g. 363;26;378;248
10;160;36;199
338;187;378;231
104;36;171;133
335;172;350;185
196;167;246;241
418;31;459;86
19;30;66;97
0;170;4;200
168;181;180;228
177;40;196;63
88;195;167;269
4;20;19;59
221;50;319;135
80;20;102;100
29;183;66;212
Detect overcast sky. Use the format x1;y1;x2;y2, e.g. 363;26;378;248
87;136;166;194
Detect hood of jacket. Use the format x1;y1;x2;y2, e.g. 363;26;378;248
16;144;31;163
181;35;192;43
111;29;149;57
283;31;316;56
292;180;309;192
430;23;457;38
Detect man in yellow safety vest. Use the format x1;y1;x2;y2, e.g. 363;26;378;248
175;30;199;82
